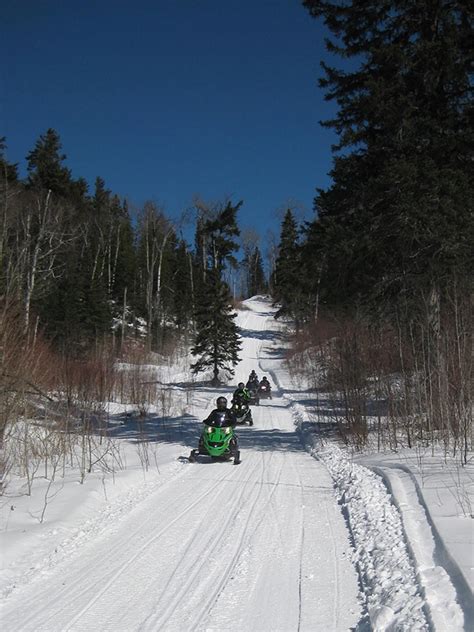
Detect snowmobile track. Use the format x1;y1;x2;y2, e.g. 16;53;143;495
17;471;234;632
140;451;285;631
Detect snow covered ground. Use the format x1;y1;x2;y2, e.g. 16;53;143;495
1;297;472;631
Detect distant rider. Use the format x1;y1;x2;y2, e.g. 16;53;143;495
232;382;251;405
259;376;272;399
248;370;258;383
232;382;254;423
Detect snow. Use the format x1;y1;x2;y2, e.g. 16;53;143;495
1;296;471;631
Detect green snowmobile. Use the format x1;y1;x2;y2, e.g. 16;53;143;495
189;402;241;465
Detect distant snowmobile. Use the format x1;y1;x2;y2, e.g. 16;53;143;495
244;382;260;405
231;400;253;425
258;378;272;400
248;388;259;405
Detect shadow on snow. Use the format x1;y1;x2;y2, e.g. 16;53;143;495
238;328;285;342
85;402;312;457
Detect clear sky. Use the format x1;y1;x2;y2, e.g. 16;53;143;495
2;1;337;242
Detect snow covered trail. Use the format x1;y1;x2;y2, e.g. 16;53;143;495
1;298;362;631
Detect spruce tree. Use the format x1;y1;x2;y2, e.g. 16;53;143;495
26;129;74;198
173;239;194;332
191;199;243;382
191;271;241;385
302;1;474;310
246;246;267;297
204;201;241;273
0;137;18;184
273;210;305;324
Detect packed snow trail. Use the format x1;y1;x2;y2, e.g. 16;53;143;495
1;299;363;631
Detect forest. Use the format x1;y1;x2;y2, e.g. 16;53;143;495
1;0;472;494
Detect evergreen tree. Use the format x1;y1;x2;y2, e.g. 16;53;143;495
246;246;267;297
302;1;474;311
191;270;241;385
135;202;176;349
193;199;242;280
204;200;242;274
0;138;20;303
273;210;305;323
26;129;74;198
112;200;137;306
0;137;18;184
173;239;194;332
190;199;243;382
40;248;111;350
193;199;242;326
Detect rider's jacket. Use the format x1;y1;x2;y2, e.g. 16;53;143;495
233;387;250;402
203;408;237;427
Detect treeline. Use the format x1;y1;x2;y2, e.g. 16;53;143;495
273;1;473;459
0;129;267;355
0;131;270;493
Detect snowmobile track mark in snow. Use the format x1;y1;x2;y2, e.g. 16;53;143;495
55;475;232;632
14;465;202;630
189;451;287;631
139;456;266;631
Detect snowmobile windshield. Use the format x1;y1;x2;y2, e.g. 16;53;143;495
206;411;230;427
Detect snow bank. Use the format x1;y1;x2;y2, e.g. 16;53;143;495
290;401;430;631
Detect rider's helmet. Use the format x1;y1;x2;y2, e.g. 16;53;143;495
216;396;227;410
262;376;267;380
238;382;245;389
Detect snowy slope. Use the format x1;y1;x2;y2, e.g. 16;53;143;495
0;296;470;631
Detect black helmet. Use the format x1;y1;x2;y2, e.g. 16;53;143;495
238;382;245;389
216;396;227;410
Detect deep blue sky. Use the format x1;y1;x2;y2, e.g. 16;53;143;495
2;1;337;243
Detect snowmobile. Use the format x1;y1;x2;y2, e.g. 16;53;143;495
247;388;260;406
258;382;272;400
189;420;241;465
231;400;253;426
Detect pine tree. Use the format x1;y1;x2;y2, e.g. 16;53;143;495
0;138;20;298
204;201;241;274
135;202;177;349
26;129;74;198
190;199;243;382
112;201;137;306
0;137;18;184
191;270;241;385
193;199;242;278
302;1;474;310
173;239;194;333
273;210;305;324
246;246;267;297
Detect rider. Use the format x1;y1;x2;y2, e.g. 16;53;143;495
201;396;239;450
232;383;253;423
204;396;237;426
248;370;258;383
232;382;251;404
260;376;270;390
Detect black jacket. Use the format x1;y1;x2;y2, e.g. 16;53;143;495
203;408;237;427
